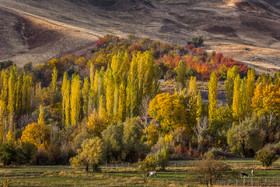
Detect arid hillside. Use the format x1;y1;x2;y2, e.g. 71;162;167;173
0;0;280;68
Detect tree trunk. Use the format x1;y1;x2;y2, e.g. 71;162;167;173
241;141;246;157
86;165;89;172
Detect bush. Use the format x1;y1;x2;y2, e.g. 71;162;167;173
188;157;237;186
0;60;13;70
203;148;234;160
16;142;37;164
32;148;49;165
0;143;17;166
255;144;278;167
137;157;157;183
146;146;170;171
154;147;170;170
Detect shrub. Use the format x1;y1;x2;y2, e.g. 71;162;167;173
0;143;17;166
16;142;37;164
188;157;237;186
147;146;170;171
0;60;13;70
32;148;49;165
137;157;157;183
204;148;233;160
46;144;62;165
255;144;278;167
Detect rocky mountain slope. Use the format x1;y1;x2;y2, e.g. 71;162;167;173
0;0;280;69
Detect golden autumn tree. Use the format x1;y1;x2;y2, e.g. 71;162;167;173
225;66;238;107
105;68;115;120
187;76;198;127
208;72;217;125
117;80;126;122
0;100;5;143
148;92;186;135
87;110;106;138
232;75;241;119
196;91;202;121
245;69;256;112
70;137;103;172
82;77;90;117
8;67;16;135
252;83;280;124
70;75;81;126
21;105;50;149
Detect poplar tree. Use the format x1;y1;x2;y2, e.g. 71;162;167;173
70;75;81;126
113;84;119;120
61;72;68;124
82;77;90;117
50;67;58;104
98;95;107;121
8;67;16;134
196;91;202;121
105;69;115;120
50;67;58;93
187;76;198;126
176;60;187;88
65;80;71;126
126;53;139;118
0;100;5;143
245;69;255;113
22;74;33;113
38;105;45;125
1;71;8;106
15;74;23;116
142;51;154;97
225;66;238;107
88;63;95;113
117;81;126;122
208;72;217;124
232;74;241;119
92;70;99;109
97;69;104;109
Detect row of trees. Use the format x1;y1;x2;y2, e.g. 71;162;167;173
0;35;280;171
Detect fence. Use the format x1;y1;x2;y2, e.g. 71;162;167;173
217;177;280;186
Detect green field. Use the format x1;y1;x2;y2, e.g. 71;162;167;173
1;159;280;186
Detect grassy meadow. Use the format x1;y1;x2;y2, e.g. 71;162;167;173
1;159;280;186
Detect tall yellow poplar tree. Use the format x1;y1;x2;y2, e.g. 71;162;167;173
208;72;217;124
70;75;81;126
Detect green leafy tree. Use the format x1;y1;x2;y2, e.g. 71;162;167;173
102;123;124;162
137;157;157;183
122;118;146;162
0;143;17;166
227;118;262;157
147;147;170;170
